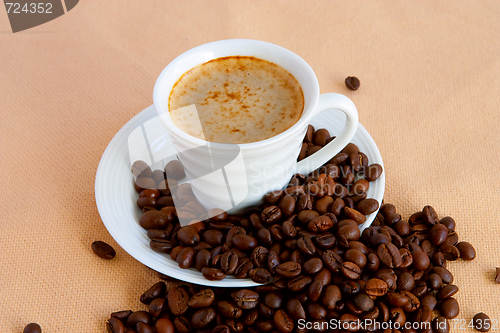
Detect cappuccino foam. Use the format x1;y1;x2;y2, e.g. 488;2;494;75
168;56;304;144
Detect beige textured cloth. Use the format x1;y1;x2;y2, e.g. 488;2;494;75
1;0;500;331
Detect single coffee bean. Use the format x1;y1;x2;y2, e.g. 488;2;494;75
288;275;312;292
134;176;156;193
176;247;196;269
432;316;450;333
428;273;443;290
303;258;324;275
344;207;367;224
429;224;448;246
231;289;259;309
365;278;388;297
340;261;361;279
137;197;156;209
232;235;258;251
217;301;243;319
473;313;491;332
440;245;460;261
111;310;132;320
106;318;124;333
188;289;215;308
414;305;432;324
439;297;460;319
202;267;226;281
148;297;166;317
420;294;437;310
132;160;152;178
139;210;169;230
262;205;282;224
436;284;459;301
249;267;272;284
164;160;185;180
344;249;367;268
456;241;476;260
195;249;211;271
274;309;294;333
496;267;500;284
221;250;239;274
353;293;374;312
154;318;174;333
126;311;153;326
397;272;415;291
377;243;402;268
412;250;430;271
422;205;438;225
297;236;316;255
276;261;302;278
140;281;166;305
167;286;189;315
137;322;154;333
345;76;360;90
173;316;190;333
149;239;174;253
23;323;42;333
91;240;116;260
356;198;379;215
278;195;296;217
177;226;200;246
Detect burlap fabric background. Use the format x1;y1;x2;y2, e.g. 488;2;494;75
1;1;500;331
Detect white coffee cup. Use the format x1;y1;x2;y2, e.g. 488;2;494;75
153;39;358;215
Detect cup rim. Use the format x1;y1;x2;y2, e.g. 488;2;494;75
153;39;320;149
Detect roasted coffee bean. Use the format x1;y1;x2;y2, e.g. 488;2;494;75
261;205;282;224
432;316;450;333
303;258;323;275
428;273;443;290
366;253;380;271
412;250;430;271
173;316;190;333
126;311;153;326
217;300;243;318
154;318;174;333
344;249;367;268
429;224;448;246
249;267;272;283
230;289;259;310
288;275;312;292
233;235;258;252
456;241;476;260
422;205;438;225
496;267;500;284
92;240;116;260
137;197;156;209
106;318;124;333
365;163;383;181
164;160;185;180
135;177;157;193
270;224;285;242
440;216;456;230
195;249;211;271
385;292;409;307
139;211;169;230
167;287;189;315
188;289;215;308
365;278;388;297
340;280;361;295
397;272;415;291
420;294;437;310
278;195;295;217
176;247;196;269
345;76;360;90
336;224;361;247
221;250;239;274
473;313;491;332
436;284;459;301
340;261;361;279
356;198;379;215
323;250;343;273
275;261;302;278
137;321;154;333
308;215;334;232
257;227;273;246
234;258;254;279
132;160;152;178
177;226;199;246
111;310;132;320
190;307;216;329
140;281;166;305
377;243;402;268
344;207;367;224
202;267;226;281
274;309;294;333
297;236;316;255
440;245;460;261
23;323;42;333
433;267;454;284
439;297;460;319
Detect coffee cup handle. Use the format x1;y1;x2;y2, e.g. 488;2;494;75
295;93;359;175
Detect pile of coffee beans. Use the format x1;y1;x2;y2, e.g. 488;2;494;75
107;203;476;333
133;126;384;278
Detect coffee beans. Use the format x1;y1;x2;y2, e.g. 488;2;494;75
91;240;116;259
345;76;360;90
23;323;42;333
456;241;476;260
473;312;491;332
496;267;500;284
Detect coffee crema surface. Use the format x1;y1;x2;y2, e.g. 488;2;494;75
168;56;304;144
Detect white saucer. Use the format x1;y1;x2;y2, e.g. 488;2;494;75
95;105;385;287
